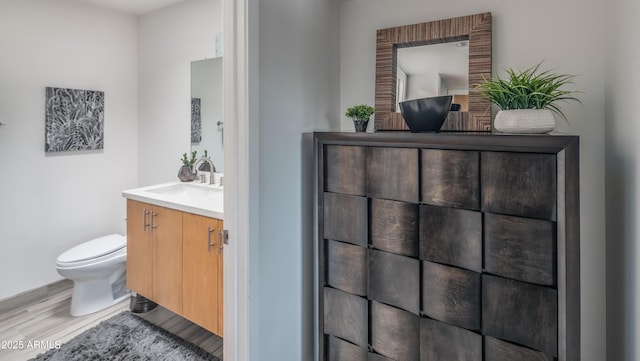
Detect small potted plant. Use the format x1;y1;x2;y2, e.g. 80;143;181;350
475;62;581;133
178;150;197;182
345;104;375;132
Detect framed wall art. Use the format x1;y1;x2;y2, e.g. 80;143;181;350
45;87;105;152
191;97;202;143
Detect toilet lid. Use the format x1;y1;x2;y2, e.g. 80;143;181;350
57;234;126;263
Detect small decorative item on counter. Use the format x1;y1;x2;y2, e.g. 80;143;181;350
178;150;197;182
475;62;581;133
399;95;452;133
345;104;375;132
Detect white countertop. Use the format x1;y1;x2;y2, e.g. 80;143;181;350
122;181;224;220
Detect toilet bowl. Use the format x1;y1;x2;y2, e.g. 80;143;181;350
55;234;129;316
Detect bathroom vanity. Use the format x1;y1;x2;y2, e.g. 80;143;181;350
123;182;224;336
314;132;580;361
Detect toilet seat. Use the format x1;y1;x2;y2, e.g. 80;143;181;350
56;234;126;268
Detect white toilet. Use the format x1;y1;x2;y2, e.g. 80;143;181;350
55;234;129;316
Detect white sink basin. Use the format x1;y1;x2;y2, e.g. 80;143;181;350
147;183;222;198
123;182;224;219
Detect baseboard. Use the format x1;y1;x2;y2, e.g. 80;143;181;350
0;279;73;314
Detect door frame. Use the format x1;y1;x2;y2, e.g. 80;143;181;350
222;0;256;359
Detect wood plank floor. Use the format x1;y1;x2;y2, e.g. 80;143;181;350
0;280;223;361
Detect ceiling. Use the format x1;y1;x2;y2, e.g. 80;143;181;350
76;0;188;15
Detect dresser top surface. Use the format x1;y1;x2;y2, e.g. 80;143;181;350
314;131;579;153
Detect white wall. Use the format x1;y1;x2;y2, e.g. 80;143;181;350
605;0;640;359
406;72;440;100
337;1;606;360
250;0;611;359
0;0;221;302
0;0;138;300
249;0;341;359
137;0;222;186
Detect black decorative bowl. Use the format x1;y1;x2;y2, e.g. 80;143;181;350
399;95;453;132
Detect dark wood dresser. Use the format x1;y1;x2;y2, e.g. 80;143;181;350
313;132;580;361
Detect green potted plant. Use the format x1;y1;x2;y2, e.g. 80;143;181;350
475;63;581;133
345;104;375;132
178;150;198;182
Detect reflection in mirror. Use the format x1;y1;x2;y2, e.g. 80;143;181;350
396;42;469;112
191;57;223;172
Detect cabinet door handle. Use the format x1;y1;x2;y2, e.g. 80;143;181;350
150;212;157;232
143;209;150;231
218;229;224;255
208;226;216;252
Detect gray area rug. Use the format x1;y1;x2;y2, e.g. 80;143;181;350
29;312;221;361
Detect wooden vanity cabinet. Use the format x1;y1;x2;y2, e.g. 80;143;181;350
126;199;224;336
314;132;580;361
126;199;183;314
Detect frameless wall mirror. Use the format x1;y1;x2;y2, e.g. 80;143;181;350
375;12;492;131
191;57;224;172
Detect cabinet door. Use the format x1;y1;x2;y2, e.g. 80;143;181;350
218;220;224;336
126;200;153;298
182;213;221;335
152;205;183;314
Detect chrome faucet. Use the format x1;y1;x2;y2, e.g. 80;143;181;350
194;156;217;185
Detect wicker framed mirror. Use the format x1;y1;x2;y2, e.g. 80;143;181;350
374;12;492;131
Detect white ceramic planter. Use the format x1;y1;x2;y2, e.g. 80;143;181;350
493;109;556;134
